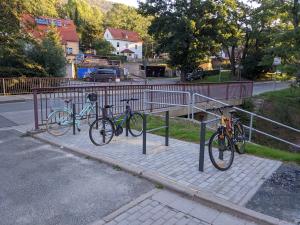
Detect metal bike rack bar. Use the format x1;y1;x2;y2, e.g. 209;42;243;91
199;118;219;172
72;103;76;135
142;111;169;155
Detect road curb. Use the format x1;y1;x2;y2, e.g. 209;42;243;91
30;133;293;225
0;99;26;104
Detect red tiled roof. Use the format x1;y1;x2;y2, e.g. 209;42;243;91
107;28;142;42
22;14;79;44
120;49;135;54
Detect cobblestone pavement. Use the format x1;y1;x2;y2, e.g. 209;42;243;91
37;126;281;206
94;190;259;225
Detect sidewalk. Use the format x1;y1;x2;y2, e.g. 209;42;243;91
0;94;33;104
91;189;262;225
32;125;290;225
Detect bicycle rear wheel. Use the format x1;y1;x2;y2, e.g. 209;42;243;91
208;131;234;171
234;121;246;154
129;112;143;137
46;110;72;136
89;118;115;146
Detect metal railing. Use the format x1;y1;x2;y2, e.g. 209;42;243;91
143;90;191;118
33;81;253;129
192;93;300;149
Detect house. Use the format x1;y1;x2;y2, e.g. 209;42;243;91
22;15;80;78
104;28;143;60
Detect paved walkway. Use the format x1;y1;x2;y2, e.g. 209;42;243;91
93;189;260;225
36;125;281;206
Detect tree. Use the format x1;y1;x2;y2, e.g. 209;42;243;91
139;0;222;80
64;0;104;52
40;27;66;76
0;0;47;77
92;39;115;55
106;3;152;41
22;0;60;17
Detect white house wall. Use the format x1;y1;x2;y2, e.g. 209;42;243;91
104;29;143;59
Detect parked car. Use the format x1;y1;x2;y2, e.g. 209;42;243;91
84;69;120;82
186;68;204;81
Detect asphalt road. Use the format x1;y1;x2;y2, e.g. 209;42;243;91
0;129;154;225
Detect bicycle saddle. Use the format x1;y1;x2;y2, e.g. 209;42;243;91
64;99;72;104
104;105;114;109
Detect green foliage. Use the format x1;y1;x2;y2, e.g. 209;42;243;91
105;3;152;41
22;0;60;17
28;27;66;77
64;0;104;51
139;0;223;79
92;39;115;55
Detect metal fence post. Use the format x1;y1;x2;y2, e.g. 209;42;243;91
249;114;254;142
126;117;129;137
143;113;147;154
33;89;39;130
73;103;76;135
95;102;99;129
2;78;6;95
199;122;206;172
165;111;169;146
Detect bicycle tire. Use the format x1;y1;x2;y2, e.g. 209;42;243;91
128;112;144;137
234;121;246;154
89;118;115;146
46;110;72;136
208;131;234;171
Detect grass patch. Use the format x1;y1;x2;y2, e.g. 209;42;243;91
258;86;300;99
246;143;300;164
190;70;233;83
147;115;213;143
147;115;300;164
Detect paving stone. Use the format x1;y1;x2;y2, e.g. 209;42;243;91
37;129;282;205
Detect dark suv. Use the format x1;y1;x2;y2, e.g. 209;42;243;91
84;69;119;82
186;68;204;81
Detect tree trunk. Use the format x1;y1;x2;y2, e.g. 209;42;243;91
293;0;299;28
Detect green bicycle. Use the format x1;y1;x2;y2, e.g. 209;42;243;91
46;93;97;136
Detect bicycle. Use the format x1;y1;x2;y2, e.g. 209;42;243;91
208;107;246;171
46;93;97;136
89;98;143;146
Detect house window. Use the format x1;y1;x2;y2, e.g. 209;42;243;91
125;43;128;48
135;45;138;50
117;42;119;47
66;47;73;55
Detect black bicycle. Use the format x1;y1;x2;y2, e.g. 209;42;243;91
208;108;246;171
89;98;143;146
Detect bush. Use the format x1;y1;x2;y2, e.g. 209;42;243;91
0;66;47;77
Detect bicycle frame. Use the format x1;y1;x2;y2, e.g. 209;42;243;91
106;104;132;129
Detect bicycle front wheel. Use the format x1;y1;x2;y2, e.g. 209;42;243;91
89;118;115;146
234;121;246;154
46;110;72;136
129;112;144;137
208;131;234;171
